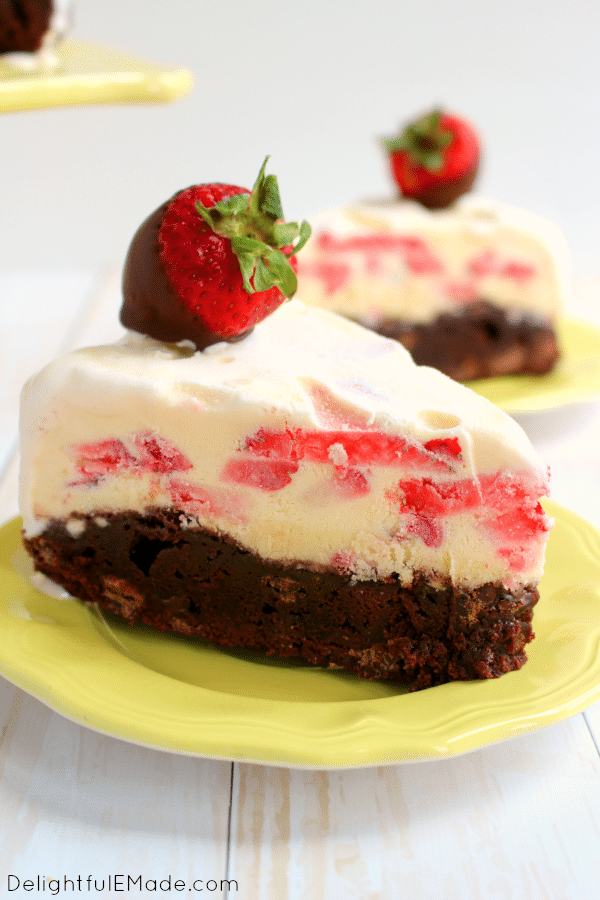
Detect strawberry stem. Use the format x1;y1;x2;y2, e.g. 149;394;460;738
195;157;311;298
382;109;453;172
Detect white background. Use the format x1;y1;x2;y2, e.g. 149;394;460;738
1;0;600;275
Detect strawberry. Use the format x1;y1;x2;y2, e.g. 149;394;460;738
382;109;480;209
121;157;311;350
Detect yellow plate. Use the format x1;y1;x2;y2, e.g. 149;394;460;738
468;317;600;413
0;501;599;768
0;40;192;112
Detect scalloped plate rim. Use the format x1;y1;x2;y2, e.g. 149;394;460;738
0;500;599;768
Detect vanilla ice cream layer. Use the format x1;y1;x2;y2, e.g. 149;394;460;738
20;301;551;589
295;197;571;326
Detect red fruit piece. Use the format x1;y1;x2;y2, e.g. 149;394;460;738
132;432;192;474
406;516;443;548
243;427;456;471
296;259;351;295
168;478;247;523
332;466;371;498
382;109;480;209
121;157;311;350
467;250;537;283
315;232;444;275
394;477;481;517
221;458;299;491
243;427;299;460
70;439;137;485
423;437;462;459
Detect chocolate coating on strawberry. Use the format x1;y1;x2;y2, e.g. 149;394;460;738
121;200;219;349
120;158;311;350
383;109;480;209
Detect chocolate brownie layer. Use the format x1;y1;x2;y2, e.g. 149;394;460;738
367;300;559;382
24;510;538;690
0;1;53;53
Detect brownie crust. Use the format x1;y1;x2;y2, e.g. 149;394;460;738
24;510;539;691
364;300;559;382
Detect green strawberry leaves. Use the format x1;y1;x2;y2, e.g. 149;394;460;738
195;192;250;229
253;249;297;296
230;236;299;297
195;156;311;299
382;108;453;172
251;157;285;220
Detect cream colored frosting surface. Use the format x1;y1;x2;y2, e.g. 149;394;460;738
295;196;571;325
20;301;551;588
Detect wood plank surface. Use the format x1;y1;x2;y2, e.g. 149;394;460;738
230;718;600;900
0;679;233;878
1;270;600;899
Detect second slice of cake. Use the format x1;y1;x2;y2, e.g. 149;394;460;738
295;109;568;382
295;197;567;381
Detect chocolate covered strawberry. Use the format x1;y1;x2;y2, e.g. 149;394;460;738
383;109;480;209
121;157;311;350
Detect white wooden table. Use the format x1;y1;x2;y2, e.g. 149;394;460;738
1;270;600;900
